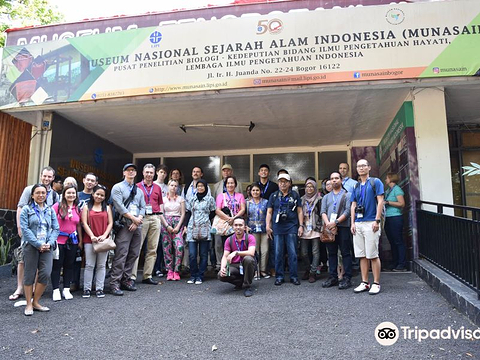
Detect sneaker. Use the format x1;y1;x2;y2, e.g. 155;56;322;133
354;281;370;293
369;283;381;295
173;272;180;281
195;278;203;285
261;272;270;279
244;288;253;297
155;270;164;277
187;277;196;284
52;288;61;302
96;290;105;298
63;288;73;300
308;272;317;283
167;270;174;281
322;276;339;288
392;267;407;272
338;277;352;290
82;290;91;298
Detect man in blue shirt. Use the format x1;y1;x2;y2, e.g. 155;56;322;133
350;159;384;295
339;162;358;194
266;173;304;286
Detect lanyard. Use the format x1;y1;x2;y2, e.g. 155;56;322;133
32;204;47;226
141;181;154;204
190;183;197;196
235;235;245;253
359;182;367;206
332;190;344;212
261;181;270;196
226;192;236;214
305;200;314;216
280;195;290;206
251;199;262;222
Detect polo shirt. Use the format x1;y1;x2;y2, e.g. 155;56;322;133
137;181;163;213
224;233;256;264
385;184;404;217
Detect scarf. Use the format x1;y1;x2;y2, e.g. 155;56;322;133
196;179;208;201
303;179;320;216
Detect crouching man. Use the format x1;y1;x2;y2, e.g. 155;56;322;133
218;217;256;297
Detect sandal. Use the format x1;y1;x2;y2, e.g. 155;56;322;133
9;293;23;301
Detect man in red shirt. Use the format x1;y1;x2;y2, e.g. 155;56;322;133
132;164;164;285
218;218;256;297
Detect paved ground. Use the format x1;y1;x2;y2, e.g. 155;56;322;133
1;270;479;359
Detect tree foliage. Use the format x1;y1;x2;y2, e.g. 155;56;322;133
1;0;64;47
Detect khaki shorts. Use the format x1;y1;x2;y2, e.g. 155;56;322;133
353;221;381;259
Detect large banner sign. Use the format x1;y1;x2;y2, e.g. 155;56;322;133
1;0;479;109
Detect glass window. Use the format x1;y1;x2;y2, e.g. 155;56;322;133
253;153;315;183
463;151;480;208
164;156;220;185
224;155;250;184
135;158;160;178
462;132;480;147
318;151;348;181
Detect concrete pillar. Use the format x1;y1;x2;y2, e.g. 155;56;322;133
27;111;53;184
412;87;453;211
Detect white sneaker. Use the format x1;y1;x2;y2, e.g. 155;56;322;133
194;279;203;285
353;282;370;293
63;288;73;300
53;288;61;301
369;283;381;295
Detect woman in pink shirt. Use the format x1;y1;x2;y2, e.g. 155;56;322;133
214;176;246;269
51;184;83;301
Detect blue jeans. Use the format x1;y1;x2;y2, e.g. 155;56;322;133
274;233;298;280
384;215;406;269
188;241;209;281
325;227;353;279
268;237;275;271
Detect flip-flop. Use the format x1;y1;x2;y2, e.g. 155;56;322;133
24;308;33;316
33;306;50;312
9;293;23;301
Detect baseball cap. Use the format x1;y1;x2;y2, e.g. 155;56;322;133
222;164;233;170
278;174;291;181
123;163;137;171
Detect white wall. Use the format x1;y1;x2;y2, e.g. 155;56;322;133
412;87;454;212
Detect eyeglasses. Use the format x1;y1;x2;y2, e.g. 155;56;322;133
356;164;369;168
125;169;136;172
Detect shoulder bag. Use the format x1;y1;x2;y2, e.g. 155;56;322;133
211;193;234;236
88;208;116;253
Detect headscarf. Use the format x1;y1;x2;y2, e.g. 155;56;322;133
196;179;208;201
303;179;320;216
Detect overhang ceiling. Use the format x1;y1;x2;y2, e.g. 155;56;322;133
6;78;480;154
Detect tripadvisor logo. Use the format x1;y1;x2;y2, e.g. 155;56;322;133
386;8;405;25
375;322;399;346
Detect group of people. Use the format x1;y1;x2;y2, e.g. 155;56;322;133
11;158;407;314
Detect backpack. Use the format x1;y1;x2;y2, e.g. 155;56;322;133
353;178;378;202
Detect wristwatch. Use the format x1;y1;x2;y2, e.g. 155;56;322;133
375;219;381;224
335;219;339;225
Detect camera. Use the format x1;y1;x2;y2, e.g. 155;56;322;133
355;205;364;215
279;211;288;222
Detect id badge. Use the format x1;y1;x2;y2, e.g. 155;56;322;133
239;265;244;275
357;213;363;219
306;224;313;232
145;205;153;215
275;213;280;223
129;204;138;216
255;224;262;233
329;213;338;223
37;229;47;242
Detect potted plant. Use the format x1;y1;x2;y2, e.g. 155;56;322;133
0;226;13;277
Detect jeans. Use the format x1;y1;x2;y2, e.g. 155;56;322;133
268;237;275;271
325;227;352;279
51;243;78;290
300;238;319;273
188;241;209;281
274;233;298;280
83;243;108;291
384;215;406;269
153;234;165;274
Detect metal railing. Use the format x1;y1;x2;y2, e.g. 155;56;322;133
416;200;480;300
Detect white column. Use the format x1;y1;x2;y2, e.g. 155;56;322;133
413;87;453;211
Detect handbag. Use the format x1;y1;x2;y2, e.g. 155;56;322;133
92;237;116;253
191;201;210;241
88;208;116;253
212;194;234;236
320;226;337;243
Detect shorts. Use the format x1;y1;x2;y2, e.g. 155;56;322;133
353;221;381;259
